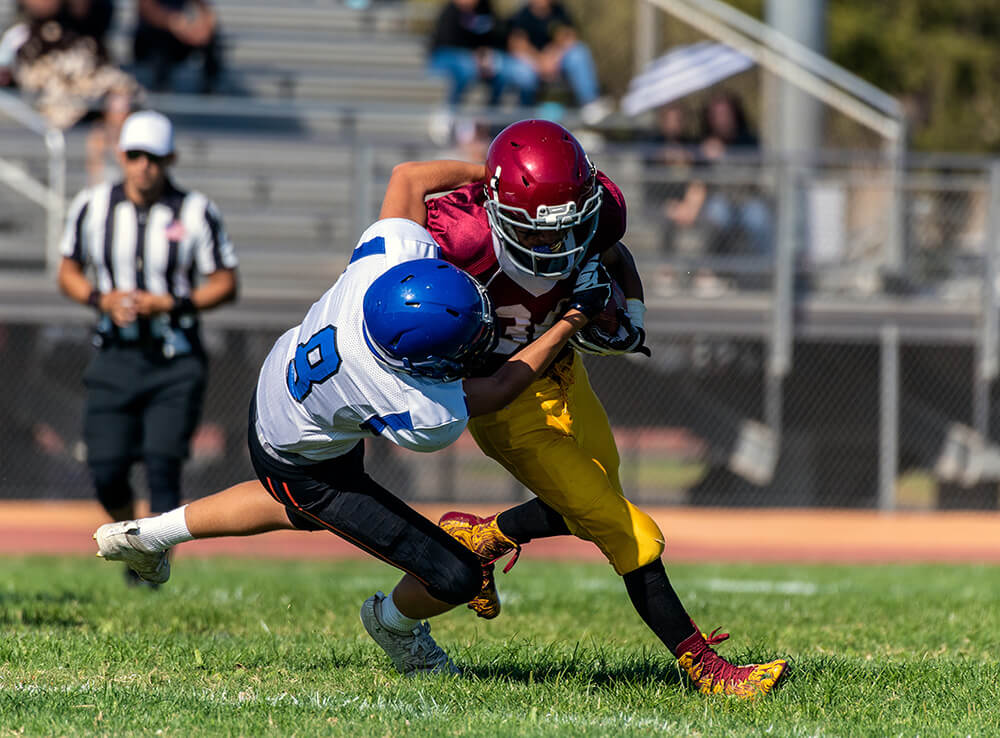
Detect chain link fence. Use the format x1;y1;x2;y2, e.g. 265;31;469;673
4;257;999;513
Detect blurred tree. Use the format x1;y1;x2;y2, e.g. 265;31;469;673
727;0;1000;151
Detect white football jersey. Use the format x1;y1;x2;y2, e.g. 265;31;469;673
254;218;471;462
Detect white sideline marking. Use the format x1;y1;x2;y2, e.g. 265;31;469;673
702;578;818;596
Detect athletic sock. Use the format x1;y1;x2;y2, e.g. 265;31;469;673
378;591;420;634
496;497;570;544
135;505;193;552
622;558;698;653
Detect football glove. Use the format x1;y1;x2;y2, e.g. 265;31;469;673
567;256;613;319
570;298;651;356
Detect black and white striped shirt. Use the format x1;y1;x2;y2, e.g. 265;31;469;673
60;178;238;299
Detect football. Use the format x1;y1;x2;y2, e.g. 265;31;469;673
591;279;627;334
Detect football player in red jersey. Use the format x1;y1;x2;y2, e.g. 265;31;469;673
383;119;787;697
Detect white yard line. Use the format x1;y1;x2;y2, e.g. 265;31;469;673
702;578;819;595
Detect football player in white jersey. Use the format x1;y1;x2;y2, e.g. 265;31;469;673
92;172;614;677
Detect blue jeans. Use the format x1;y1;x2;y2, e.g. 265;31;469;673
559;42;599;106
702;193;774;256
428;47;536;106
514;42;600;106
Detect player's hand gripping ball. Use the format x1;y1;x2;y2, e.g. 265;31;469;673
570;277;651;357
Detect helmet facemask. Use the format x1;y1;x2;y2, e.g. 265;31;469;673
485;164;602;280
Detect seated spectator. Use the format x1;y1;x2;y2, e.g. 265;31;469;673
133;0;222;93
642;103;699;254
691;91;773;258
659;93;772;260
65;0;113;53
506;0;611;124
427;0;534;108
1;0;141;135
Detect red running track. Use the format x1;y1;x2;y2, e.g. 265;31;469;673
3;501;1000;563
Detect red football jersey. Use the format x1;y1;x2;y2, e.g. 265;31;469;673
426;171;627;370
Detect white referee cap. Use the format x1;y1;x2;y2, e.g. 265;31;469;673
119;110;174;156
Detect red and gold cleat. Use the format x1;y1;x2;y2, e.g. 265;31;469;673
438;512;521;619
674;625;788;698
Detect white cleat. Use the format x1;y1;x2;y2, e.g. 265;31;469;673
93;520;170;585
360;592;459;677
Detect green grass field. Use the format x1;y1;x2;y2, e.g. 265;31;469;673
1;555;998;737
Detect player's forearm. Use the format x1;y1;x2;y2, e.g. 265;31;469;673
380;161;486;225
393;160;484;198
465;310;588;416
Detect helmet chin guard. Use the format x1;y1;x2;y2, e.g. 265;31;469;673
484;120;603;280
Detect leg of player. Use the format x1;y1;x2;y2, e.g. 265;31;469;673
92;480;293;584
94;475;469;677
443;501;787;697
439;348;789;697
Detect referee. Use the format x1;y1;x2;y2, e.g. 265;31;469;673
57;110;238;585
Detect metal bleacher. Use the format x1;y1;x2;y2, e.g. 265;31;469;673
0;0;467;315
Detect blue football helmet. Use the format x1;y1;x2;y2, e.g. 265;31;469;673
362;258;497;381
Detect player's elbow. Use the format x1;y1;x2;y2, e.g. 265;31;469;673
388;162;421;187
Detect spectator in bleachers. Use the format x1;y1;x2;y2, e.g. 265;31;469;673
132;0;222;93
427;0;534;108
506;0;611;124
0;0;141;135
690;91;772;259
64;0;113;54
642;103;698;257
644;93;772;295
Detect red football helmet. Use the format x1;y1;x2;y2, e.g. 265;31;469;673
484;119;602;279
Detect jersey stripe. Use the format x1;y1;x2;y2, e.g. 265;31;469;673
204;202;223;270
360;411;414;435
103;184;126;288
134;209;148;291
65;178;236;312
69;202;88;263
348;236;386;264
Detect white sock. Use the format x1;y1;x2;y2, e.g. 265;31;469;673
378;591;420;634
135;505;193;552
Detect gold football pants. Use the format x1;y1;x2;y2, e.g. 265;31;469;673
468;352;664;574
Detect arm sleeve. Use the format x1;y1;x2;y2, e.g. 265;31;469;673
594;171;628;251
383;418;467;453
194;198;238;274
59;190;91;264
353;218;441;268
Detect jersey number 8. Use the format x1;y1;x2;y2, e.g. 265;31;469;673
286;325;341;402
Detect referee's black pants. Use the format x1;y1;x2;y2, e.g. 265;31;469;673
83;345;206;516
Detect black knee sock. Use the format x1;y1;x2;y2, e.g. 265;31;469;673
496;497;570;544
622;559;696;654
